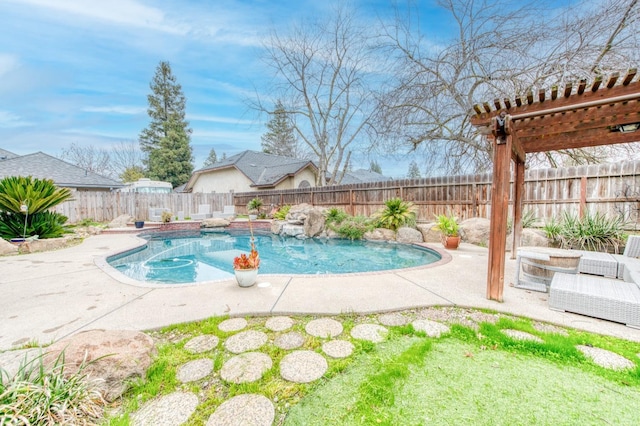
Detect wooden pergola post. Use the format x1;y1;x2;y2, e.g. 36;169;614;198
512;158;526;260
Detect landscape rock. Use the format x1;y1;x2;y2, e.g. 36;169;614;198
416;223;441;243
43;329;156;401
459;218;490;245
270;220;285;235
304;208;325;237
281;224;305;238
201;217;231;228
506;228;550;251
0;238;19;255
396;227;423;243
364;228;396;241
108;214;133;228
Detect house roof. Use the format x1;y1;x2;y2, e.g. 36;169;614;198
0;148;19;160
187;150;317;190
338;169;392;185
0;151;122;189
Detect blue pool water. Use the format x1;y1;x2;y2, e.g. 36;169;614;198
107;231;441;284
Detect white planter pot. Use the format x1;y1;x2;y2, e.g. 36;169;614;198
249;214;258;220
234;268;258;287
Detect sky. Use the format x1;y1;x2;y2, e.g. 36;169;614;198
0;0;579;179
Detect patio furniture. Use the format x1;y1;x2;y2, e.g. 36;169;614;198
191;204;213;220
514;247;582;293
549;272;640;328
212;205;235;219
614;234;640;279
148;207;170;222
576;251;618;278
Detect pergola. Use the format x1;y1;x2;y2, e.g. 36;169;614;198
470;69;640;301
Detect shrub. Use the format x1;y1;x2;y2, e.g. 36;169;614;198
247;197;263;214
334;215;374;240
325;207;349;225
375;198;416;231
161;211;173;223
0;211;70;240
556;211;625;252
273;205;291;220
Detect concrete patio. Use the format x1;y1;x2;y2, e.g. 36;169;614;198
1;233;640;352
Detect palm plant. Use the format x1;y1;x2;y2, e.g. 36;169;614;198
0;176;73;240
375;198;417;231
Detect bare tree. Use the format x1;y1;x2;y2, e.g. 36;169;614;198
111;141;145;180
59;143;113;178
259;5;379;186
376;0;640;175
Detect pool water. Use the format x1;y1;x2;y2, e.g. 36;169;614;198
108;231;441;284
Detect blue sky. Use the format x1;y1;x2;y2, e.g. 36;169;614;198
0;0;577;179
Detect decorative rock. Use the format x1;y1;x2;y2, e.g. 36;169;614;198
220;352;272;383
131;391;199;426
411;319;450;337
577;345;635;370
459;218;490;245
108;214;133;228
0;238;19;255
364;228;396;241
201;218;231;228
219;318;248;332
350;324;388;343
265;316;294;332
396;227;423;243
322;340;354;358
177;358;213;383
224;330;268;354
502;329;544;343
206;394;274;426
270;220;284;235
416;223;441;243
274;332;305;350
280;350;328;383
378;312;409;326
507;229;550;251
305;318;343;338
43;329;156;402
281;224;305;238
184;335;219;353
304;208;326;237
532;322;569;336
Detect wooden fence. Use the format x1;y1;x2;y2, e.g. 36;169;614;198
57;160;640;228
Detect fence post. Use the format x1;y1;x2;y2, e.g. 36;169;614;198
580;176;587;217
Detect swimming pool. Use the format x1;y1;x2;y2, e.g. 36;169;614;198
107;231;442;284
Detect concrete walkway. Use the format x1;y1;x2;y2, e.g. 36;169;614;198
1;233;640;352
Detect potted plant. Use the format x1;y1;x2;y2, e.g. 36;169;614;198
134;219;145;229
434;213;461;249
247;197;263;220
233;219;260;287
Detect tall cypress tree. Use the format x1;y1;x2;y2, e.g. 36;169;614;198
139;61;193;187
261;100;299;157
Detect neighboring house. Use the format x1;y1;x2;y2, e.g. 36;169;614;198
335;169;392;185
0;150;122;191
185;150;318;193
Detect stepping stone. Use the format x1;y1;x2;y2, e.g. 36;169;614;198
220;352;272;384
305;318;343;338
274;332;305;350
177;358;213;383
502;329;543;343
265;316;294;332
219;318;248;332
322;340;354;358
224;330;268;354
280;350;328;383
206;394;274;426
378;312;409;326
532;322;569;336
577;345;635;370
184;335;219;354
350;324;388;343
411;319;450;337
131;391;198;426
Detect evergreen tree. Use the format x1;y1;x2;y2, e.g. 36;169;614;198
369;160;382;174
261;100;299;157
203;148;218;168
139;61;193;186
407;160;422;179
221;152;227;161
120;166;145;183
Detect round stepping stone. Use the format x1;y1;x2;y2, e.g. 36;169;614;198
206;394;274;426
305;318;343;338
274;332;305;350
265;316;294;331
411;319;450;337
131;391;198;426
350;324;388;343
378;312;409;326
502;329;543;343
177;358;213;383
532;322;569;336
577;345;635;370
224;330;268;354
219;318;248;332
184;335;219;354
322;340;354;358
280;350;328;383
220;352;272;384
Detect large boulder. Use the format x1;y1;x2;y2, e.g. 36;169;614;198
201;217;231;228
286;203;314;225
459;218;491;245
108;214;133;228
396;227;424;244
44;330;156;402
281;224;306;238
506;228;550;251
304;208;325;237
271;220;285;235
0;239;19;255
364;228;396;241
416;223;441;243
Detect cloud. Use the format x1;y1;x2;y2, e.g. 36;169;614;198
83;106;146;115
0;111;31;128
188;114;254;125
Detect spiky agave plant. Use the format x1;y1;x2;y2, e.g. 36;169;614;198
375;198;417;231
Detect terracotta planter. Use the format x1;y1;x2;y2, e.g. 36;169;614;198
234;268;258;287
442;235;461;250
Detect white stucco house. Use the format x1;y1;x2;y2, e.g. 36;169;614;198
184;150;318;193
